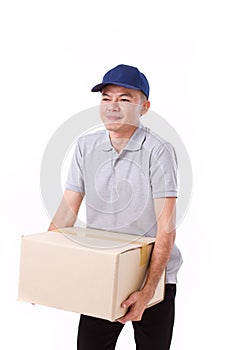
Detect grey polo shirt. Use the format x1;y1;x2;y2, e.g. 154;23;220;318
66;123;183;283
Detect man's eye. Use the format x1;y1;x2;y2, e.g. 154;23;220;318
120;98;130;102
102;98;110;101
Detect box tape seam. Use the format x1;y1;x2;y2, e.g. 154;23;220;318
55;229;152;267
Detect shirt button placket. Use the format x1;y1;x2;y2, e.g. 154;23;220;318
111;153;117;200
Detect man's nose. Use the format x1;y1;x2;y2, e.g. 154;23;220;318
107;102;120;111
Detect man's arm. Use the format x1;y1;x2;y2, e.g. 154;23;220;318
48;189;84;231
118;197;176;324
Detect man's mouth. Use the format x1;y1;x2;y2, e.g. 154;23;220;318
106;116;122;121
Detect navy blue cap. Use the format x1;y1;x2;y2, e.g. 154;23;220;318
91;64;150;99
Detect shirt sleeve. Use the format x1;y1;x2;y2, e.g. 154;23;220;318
65;140;85;193
150;142;178;198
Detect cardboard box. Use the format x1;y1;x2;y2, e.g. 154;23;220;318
18;226;165;321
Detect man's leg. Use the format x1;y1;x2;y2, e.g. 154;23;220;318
77;314;124;350
132;284;176;350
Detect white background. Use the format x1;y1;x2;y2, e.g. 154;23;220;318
1;0;232;349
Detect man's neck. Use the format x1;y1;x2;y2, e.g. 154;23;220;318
109;126;138;153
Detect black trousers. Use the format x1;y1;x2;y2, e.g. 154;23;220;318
77;284;176;350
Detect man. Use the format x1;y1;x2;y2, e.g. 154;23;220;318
48;64;182;349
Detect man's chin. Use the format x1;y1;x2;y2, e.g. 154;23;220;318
104;121;124;131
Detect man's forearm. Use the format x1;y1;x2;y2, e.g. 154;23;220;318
48;190;84;231
141;197;177;299
118;228;176;324
48;200;77;230
141;230;176;299
48;215;76;231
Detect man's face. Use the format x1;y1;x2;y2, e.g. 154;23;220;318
100;85;149;134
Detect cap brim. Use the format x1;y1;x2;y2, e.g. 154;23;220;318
91;82;142;93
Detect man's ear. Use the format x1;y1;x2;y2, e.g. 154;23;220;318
141;100;150;116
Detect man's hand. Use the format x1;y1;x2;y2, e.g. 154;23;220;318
117;290;152;324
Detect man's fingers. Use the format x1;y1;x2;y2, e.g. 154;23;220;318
118;311;133;324
117;310;142;324
121;293;137;308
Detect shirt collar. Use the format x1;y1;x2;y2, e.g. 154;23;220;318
102;123;146;152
